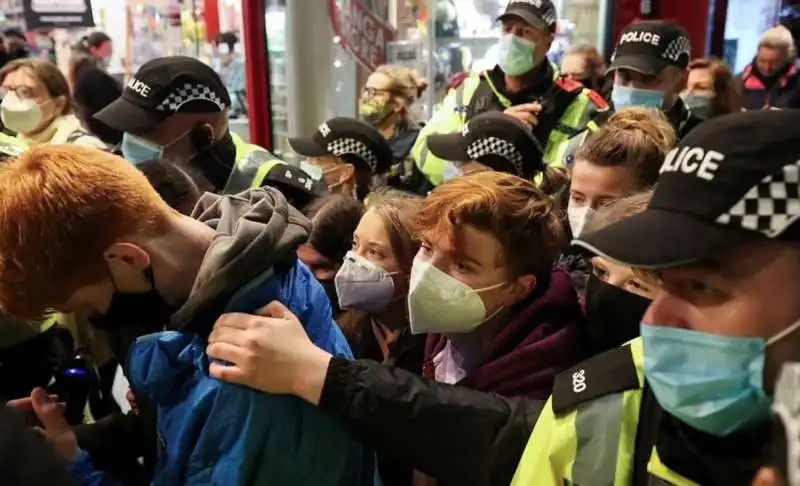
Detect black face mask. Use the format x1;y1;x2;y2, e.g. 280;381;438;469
583;273;651;356
320;279;344;319
90;267;176;371
186;130;237;192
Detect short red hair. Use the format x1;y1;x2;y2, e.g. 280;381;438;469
414;171;566;279
0;145;174;319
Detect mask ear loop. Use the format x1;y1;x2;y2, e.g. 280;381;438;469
768;319;800;346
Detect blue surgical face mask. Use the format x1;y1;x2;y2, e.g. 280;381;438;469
611;85;666;111
681;92;713;119
121;132;164;165
642;320;800;436
497;34;537;76
300;160;324;181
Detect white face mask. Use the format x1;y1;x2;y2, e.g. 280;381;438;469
567;203;596;238
408;260;506;335
1;92;45;134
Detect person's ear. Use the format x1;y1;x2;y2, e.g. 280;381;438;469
53;95;67;115
342;163;356;183
104;243;151;270
505;274;537;307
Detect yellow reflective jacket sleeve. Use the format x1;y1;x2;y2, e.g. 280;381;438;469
510;396;576;486
512;340;646;486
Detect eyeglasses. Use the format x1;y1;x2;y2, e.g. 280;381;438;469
362;86;394;97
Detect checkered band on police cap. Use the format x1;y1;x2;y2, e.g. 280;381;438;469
662;36;691;64
716;160;800;237
326;138;379;171
156;83;228;113
465;137;524;176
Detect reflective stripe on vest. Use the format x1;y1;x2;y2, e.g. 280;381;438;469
222;134;279;194
511;339;646;486
512;337;703;486
413;69;596;186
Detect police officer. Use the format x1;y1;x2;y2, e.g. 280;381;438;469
412;0;608;187
93;56;296;196
289;117;394;201
424;111;545;182
561;21;704;164
513;110;800;486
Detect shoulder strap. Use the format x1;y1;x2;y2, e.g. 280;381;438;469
551;344;640;415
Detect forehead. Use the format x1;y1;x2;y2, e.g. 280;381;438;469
355;209;389;242
758;46;782;59
571;159;636;196
658;242;798;284
2;67;41;90
687;67;713;84
562;54;589;74
428;223;503;263
502;18;547;36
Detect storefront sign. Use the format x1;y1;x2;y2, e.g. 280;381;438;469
22;0;94;29
329;0;396;72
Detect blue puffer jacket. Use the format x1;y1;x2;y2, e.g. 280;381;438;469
68;188;375;486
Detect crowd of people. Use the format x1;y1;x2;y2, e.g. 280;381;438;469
1;1;800;485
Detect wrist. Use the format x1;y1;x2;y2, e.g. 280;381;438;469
292;347;332;406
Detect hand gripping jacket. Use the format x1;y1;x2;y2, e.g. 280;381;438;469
511;338;702;486
411;67;608;186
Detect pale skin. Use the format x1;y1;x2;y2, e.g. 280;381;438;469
361;72;409;139
613;66;687;110
569;158;639;210
498;17;554;127
207;223;537;402
304;154;357;197
682;66;715;98
351;208;411;356
756;45;789;78
1;66;67;136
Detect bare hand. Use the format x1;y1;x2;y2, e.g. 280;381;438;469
126;389;140;415
752;467;786;486
503;103;542;127
206;301;333;405
27;388;79;461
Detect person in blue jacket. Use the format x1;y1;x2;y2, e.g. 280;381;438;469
0;144;374;485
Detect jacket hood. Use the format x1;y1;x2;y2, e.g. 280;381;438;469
423;268;586;399
170;187;311;335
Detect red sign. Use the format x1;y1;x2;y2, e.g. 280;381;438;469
329;0;396;72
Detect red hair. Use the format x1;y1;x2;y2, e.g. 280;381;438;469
414;171;566;279
0;145;174;318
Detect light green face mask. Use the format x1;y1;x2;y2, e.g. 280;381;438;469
681;93;714;119
497;34;538;76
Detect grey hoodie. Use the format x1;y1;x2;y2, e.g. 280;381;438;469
171;187;311;335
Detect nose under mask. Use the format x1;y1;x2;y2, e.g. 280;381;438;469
1;92;46;134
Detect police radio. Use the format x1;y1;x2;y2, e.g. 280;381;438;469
771;363;800;486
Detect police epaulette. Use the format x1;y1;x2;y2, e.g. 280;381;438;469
551;344;640;415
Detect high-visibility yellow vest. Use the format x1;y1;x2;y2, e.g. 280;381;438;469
222;133;285;194
0;132;27;160
411;68;608;186
511;338;700;486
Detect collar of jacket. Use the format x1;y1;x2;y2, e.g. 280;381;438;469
421;268;586;399
665;97;694;133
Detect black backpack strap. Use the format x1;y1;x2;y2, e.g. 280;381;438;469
631;385;663;486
